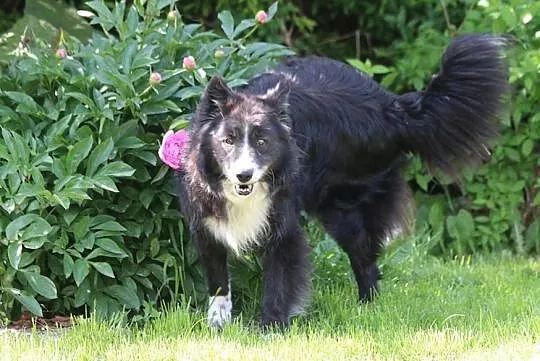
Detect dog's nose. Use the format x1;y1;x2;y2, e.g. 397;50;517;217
236;170;253;183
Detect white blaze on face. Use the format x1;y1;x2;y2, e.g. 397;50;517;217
222;124;267;192
207;288;232;329
234;124;258;179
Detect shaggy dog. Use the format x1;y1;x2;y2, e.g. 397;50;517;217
175;34;509;329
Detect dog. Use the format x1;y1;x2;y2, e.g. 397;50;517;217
175;34;509;329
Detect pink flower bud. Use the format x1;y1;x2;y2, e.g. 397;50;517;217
183;56;196;70
149;72;162;85
55;48;67;59
158;130;189;170
255;10;268;24
214;48;225;58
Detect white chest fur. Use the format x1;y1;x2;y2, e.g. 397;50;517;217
204;184;271;255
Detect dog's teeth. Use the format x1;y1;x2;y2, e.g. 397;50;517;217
234;183;254;196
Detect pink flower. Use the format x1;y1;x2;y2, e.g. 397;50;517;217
183;56;196;70
149;72;162;85
158;130;189;170
55;48;67;59
255;10;268;24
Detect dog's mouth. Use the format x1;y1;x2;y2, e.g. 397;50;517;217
234;183;254;196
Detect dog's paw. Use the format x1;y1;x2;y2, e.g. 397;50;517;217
260;314;289;332
207;293;232;329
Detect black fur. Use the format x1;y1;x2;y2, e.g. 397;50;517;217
175;34;509;328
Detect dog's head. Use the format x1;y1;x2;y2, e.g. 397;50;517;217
192;76;292;200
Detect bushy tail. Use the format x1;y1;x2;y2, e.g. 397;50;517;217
392;34;510;177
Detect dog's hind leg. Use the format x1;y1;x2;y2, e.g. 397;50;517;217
317;180;410;302
319;206;383;302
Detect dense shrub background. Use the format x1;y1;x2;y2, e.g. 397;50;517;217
0;0;290;322
0;0;538;323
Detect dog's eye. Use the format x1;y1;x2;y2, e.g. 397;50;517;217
257;139;267;147
223;137;234;145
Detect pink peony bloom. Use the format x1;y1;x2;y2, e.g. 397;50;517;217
158;129;189;170
149;72;162;85
255;10;268;24
183;56;196;70
56;48;67;59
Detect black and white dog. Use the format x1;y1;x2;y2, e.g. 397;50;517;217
175;34;509;329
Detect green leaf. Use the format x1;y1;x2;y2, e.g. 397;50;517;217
104;285;140;309
428;202;444;229
73;259;90;286
232;19;255;38
96;161;135;178
63;253;74;278
139;188;154;209
267;2;278;20
132;151;157;165
92;175;119;192
93;221;126;232
95;238;128;257
23;237;47;249
533;193;540;207
65;92;97;112
8;288;43;317
87;138;114;176
7;242;22;269
24;272;58;299
90;262;115;278
371;65;391;74
500;7;517;27
116;136;145;150
21;218;53;240
87;0;115;30
66;136;93;174
447;210;475;241
72;216;90;240
125;6;138;35
5;91;40;114
150;238;160;258
218;10;234;39
151;165;169;184
6;214;47;241
521;139;534;157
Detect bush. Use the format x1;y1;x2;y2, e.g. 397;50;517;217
377;1;540;255
0;0;290;321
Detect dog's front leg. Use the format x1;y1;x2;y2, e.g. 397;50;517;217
261;223;311;330
194;229;231;329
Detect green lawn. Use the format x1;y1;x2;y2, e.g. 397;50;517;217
1;251;539;361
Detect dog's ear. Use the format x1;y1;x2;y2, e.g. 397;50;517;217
260;83;290;110
260;83;291;128
196;76;237;121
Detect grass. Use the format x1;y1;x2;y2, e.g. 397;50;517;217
1;236;539;361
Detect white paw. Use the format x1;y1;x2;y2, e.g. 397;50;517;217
207;291;232;329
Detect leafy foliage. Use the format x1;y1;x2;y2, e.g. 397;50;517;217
384;1;540;256
0;0;289;321
0;0;538;325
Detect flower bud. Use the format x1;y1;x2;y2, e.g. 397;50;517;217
214;48;225;58
55;48;67;59
167;10;177;24
149;72;162;85
255;10;268;24
183;56;196;70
